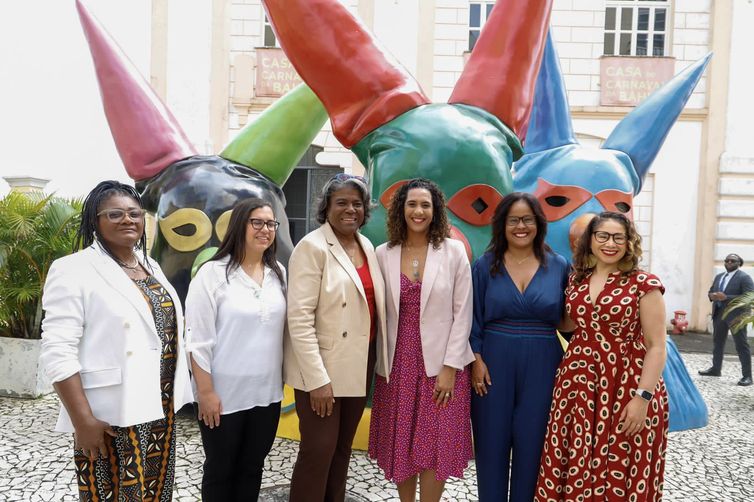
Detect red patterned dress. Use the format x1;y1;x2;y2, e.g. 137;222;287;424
535;270;669;502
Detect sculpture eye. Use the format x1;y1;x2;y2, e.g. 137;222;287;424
215;210;233;242
447;184;503;226
595;189;633;218
544;195;570;207
533;178;592;222
380;180;409;208
159;208;213;252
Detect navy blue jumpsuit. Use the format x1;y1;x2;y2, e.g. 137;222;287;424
470;251;569;502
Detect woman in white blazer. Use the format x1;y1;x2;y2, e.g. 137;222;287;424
40;181;192;502
368;178;475;502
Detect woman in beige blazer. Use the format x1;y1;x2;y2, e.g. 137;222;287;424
286;173;388;502
368;178;475;502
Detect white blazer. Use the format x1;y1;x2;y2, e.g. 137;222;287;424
375;238;475;378
40;242;193;432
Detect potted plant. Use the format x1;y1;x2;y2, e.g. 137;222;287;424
0;191;81;397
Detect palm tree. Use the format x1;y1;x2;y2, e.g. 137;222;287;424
724;292;754;333
0;191;81;338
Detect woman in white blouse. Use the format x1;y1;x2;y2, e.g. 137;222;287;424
185;198;287;501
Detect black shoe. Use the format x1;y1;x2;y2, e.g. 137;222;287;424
698;368;721;376
737;376;753;386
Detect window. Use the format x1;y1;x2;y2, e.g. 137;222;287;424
604;1;669;56
263;14;278;48
468;2;496;51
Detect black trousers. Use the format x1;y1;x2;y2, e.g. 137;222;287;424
712;315;752;378
197;401;281;502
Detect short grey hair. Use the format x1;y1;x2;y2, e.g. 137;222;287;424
315;176;372;226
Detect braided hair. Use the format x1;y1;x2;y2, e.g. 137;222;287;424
74;180;150;270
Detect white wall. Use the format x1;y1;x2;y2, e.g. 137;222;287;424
0;0;152;198
166;0;213;154
726;0;754;159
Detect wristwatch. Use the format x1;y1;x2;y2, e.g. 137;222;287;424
635;388;653;401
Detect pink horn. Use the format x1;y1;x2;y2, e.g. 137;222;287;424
77;0;197;181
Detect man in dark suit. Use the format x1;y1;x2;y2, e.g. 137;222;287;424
700;253;754;386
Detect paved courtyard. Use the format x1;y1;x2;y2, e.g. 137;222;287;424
1;352;753;501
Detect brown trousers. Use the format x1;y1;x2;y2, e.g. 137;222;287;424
288;340;376;502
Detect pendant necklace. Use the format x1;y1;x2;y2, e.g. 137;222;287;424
508;254;532;266
405;243;421;281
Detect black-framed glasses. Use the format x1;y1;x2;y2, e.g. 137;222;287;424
97;208;147;223
593;231;627;245
249;218;280;231
332;173;367;184
506;215;536;227
724;258;739;264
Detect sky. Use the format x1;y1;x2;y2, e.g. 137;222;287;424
0;0;152;198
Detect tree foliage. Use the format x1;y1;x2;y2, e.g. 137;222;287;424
725;290;754;334
0;191;81;338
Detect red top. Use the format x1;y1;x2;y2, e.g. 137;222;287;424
356;262;377;341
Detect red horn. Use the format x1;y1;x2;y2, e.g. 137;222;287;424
262;0;430;148
449;0;553;142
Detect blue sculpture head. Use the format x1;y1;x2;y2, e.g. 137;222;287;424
514;33;711;259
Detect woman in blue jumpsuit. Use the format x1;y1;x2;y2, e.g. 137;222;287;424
470;192;570;502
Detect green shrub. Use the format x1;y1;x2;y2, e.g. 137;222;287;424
0;191;82;338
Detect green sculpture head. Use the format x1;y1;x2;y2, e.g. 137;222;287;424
354;104;521;257
264;0;553;259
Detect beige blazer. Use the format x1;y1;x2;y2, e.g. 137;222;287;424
40;242;193;432
375;238;474;378
284;222;389;396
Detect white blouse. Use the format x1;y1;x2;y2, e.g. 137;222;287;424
185;257;286;414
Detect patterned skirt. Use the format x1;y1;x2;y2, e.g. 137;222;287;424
369;274;473;483
74;275;177;502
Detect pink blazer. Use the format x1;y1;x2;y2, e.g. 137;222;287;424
375;238;474;378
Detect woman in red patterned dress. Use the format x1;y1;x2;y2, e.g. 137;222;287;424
535;212;669;502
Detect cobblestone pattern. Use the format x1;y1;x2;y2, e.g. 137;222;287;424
0;353;752;501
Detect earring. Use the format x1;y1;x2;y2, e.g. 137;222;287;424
586;254;597;268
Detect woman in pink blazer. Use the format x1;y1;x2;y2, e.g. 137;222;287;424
369;178;475;502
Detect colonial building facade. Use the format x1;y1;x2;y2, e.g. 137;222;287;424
4;0;753;331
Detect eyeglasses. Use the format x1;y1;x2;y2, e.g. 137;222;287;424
249;218;280;231
593;231;627;245
724;258;739;264
506;216;536;227
97;208;147;223
331;173;367;184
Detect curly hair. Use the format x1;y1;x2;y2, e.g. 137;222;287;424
386;178;450;249
572;211;643;283
315;174;372;227
74;180;151;271
486;192;551;276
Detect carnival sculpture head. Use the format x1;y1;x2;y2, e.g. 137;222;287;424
514;33;711;259
262;0;554;259
77;0;327;301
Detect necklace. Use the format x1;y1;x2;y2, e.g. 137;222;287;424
506;253;532;266
404;243;423;281
342;242;359;263
118;256;140;270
